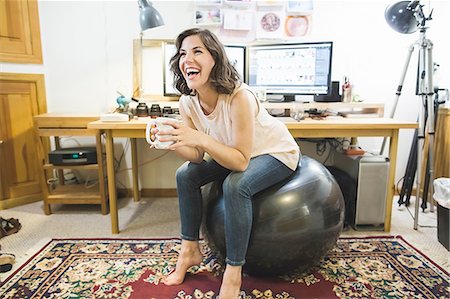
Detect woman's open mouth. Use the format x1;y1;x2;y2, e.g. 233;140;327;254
186;68;200;80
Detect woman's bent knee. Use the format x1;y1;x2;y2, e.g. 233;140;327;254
222;173;250;199
176;162;190;183
176;162;207;187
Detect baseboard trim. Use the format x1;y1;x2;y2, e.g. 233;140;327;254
0;193;43;210
117;188;177;198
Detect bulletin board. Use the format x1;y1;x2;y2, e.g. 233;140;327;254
194;0;314;41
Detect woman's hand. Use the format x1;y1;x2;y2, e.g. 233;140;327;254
156;119;203;150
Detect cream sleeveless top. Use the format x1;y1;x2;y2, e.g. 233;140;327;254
178;83;300;170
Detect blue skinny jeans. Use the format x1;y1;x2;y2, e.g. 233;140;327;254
175;154;295;266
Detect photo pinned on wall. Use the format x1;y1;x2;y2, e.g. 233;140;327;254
256;10;285;39
225;0;252;6
195;0;223;6
286;0;314;13
195;8;223;26
223;9;253;31
285;15;310;37
257;0;284;6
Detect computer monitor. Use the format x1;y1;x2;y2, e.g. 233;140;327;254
246;42;333;102
163;43;246;96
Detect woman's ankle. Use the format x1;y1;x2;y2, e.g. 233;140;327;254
223;265;242;280
180;240;202;255
218;265;242;298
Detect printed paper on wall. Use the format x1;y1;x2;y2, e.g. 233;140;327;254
223;9;253;30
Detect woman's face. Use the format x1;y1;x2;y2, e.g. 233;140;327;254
179;34;215;91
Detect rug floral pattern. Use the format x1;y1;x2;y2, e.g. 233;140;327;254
0;236;448;298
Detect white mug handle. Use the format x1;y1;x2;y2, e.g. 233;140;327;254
145;121;154;145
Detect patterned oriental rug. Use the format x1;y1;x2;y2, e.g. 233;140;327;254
0;236;448;299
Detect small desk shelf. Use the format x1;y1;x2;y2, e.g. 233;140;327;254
34;114;108;215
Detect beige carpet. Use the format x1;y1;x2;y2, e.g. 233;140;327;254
1;196;448;281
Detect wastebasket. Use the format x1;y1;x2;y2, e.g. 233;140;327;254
434;178;450;250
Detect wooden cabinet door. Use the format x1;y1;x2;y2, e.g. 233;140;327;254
0;0;42;63
0;73;47;208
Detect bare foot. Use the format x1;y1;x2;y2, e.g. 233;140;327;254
162;241;203;286
218;265;242;299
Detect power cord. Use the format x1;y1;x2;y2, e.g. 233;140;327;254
59;137;82;148
84;174;99;189
297;138;344;165
114;139;130;173
116;151;170;173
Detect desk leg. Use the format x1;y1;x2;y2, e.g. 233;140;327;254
131;138;140;202
384;129;399;232
105;130;119;234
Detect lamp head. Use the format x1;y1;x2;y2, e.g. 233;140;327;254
138;0;164;31
385;1;420;34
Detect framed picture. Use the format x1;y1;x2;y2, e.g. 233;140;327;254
195;8;223;26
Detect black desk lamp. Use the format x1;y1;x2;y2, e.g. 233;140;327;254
139;0;164;31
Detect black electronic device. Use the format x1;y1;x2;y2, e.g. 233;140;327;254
49;147;97;165
314;81;342;102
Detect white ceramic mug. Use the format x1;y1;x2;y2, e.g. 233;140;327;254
145;117;177;149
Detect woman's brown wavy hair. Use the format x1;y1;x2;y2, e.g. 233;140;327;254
169;28;241;95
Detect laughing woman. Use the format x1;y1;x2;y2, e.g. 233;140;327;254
157;28;300;299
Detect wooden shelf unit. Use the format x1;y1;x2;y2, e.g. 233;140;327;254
34;114;108;215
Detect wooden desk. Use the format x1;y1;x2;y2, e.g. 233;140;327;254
88;117;417;234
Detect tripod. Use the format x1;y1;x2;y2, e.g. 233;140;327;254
398;94;442;211
380;15;435;230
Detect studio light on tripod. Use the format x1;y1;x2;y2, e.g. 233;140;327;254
384;0;438;230
385;1;421;34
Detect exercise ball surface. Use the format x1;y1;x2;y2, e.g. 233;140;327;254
204;156;345;276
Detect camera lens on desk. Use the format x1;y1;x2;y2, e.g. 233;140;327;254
162;106;173;115
149;104;162;118
136;102;148;117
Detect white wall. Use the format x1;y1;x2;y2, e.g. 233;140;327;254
1;0;449;188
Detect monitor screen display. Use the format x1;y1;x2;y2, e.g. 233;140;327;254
247;42;333;97
164;43;246;96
